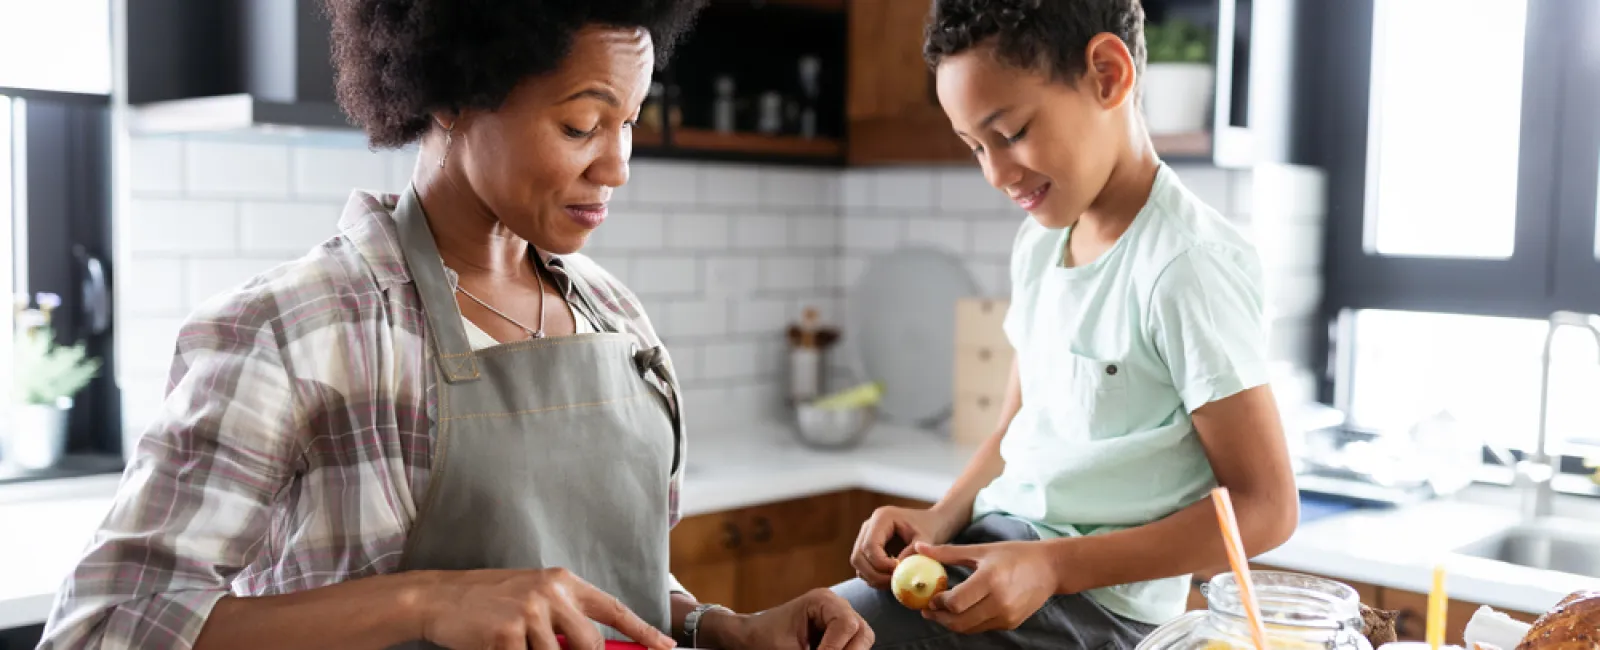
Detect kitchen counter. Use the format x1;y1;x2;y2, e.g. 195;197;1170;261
3;419;1595;631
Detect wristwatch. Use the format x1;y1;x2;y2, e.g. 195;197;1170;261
684;603;734;648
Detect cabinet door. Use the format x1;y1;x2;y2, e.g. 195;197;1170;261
845;0;971;164
1378;589;1538;645
739;543;851;612
670;511;745;610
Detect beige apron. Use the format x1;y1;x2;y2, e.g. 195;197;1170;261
391;188;683;647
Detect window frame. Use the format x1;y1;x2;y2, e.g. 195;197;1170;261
1309;0;1600;452
1323;0;1589;321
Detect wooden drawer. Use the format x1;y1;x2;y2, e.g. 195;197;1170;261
954;298;1009;350
671;511;742;567
737;493;844;556
1378;589;1538;644
954;343;1012;396
951;390;1004;445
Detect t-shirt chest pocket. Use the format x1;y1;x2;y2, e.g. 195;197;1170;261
1063;350;1129;439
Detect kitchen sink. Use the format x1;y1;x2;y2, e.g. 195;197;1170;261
1455;517;1600;578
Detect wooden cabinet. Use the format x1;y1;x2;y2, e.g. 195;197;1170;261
1378;589;1538;645
844;0;972;165
670;490;936;613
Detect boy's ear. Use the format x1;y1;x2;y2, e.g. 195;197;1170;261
1084;32;1138;110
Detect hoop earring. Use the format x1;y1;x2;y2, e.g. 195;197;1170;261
434;116;456;169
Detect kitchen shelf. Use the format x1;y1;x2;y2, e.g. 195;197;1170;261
671;128;842;158
633;128;665;149
713;0;844;10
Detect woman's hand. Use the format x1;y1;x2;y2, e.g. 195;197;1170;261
702;589;872;650
849;506;963;588
912;541;1062;634
416;568;675;650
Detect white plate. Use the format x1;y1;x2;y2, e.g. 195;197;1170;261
846;248;981;427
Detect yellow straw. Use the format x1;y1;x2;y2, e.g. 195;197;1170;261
1211;487;1270;650
1427;564;1447;650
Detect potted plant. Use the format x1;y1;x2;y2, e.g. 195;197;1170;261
1142;17;1213;134
6;292;101;470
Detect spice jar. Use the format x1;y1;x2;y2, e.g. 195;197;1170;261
1138;571;1375;650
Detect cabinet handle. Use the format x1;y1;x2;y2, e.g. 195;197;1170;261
722;521;742;550
978;348;992;361
750;516;773;544
977;396;991;409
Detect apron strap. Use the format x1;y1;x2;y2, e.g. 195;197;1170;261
633;344;684;476
393;187;481;382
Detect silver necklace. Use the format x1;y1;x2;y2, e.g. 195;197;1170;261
454;267;547;339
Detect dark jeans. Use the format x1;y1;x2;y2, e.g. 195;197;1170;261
832;514;1157;650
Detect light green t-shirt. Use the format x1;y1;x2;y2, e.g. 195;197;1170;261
972;163;1270;626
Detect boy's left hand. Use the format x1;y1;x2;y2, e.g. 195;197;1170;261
909;541;1063;634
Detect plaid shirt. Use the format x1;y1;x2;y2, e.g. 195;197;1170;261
39;191;684;649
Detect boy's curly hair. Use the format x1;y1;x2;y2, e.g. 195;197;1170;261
325;0;707;148
924;0;1147;81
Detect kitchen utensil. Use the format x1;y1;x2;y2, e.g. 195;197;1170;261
794;402;874;449
846;248;979;427
1427;565;1447;650
1211;487;1269;650
787;306;840;403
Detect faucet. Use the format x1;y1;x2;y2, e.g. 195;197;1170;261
1485;311;1600;522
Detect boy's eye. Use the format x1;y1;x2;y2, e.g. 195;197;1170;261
970;144;985;157
1004;125;1030;144
564;124;598;138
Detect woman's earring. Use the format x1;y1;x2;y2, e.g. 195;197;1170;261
436;117;456;169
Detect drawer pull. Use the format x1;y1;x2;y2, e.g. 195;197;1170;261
722;521;742;550
751;516;773;543
977;396;991;408
978;348;992;361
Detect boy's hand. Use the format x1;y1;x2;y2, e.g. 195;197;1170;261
849;507;962;589
910;541;1062;634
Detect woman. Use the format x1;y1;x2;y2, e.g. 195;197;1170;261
40;2;872;649
836;0;1299;648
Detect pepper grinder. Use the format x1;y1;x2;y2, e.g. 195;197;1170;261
786;307;839;403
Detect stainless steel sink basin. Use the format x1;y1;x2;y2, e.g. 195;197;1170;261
1456;518;1600;578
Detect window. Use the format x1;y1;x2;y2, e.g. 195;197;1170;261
1316;0;1600;464
0;0;118;481
0;0;113;95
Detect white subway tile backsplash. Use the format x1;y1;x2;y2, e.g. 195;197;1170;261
790;214;839;251
840;255;868;290
590;211;666;250
703;339;762;380
666;299;730;338
841;170;873;208
935;166;1009;212
761;256;818;292
629;162;700;205
121;318;187;374
761;169;827;208
293;147;389;199
734;214;789;250
669;344;702;383
700;165;763;207
842;216;902;251
970;218;1021;256
129;137;185;196
630;256;700;296
902;217;969;254
186;140;291;198
130;200;238;254
734;298;791;334
970;261;1011;298
667;212;731;250
121;258;186;317
703;257;761;297
239;202;342;254
1248;163;1326;222
872;170;936;209
186;258;286;308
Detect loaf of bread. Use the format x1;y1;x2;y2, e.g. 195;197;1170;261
1517;590;1599;650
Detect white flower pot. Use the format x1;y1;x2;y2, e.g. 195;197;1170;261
5;399;71;470
1142;63;1215;134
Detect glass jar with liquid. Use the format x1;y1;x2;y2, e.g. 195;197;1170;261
1138;571;1375;650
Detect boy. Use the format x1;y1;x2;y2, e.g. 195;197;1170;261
834;1;1300;647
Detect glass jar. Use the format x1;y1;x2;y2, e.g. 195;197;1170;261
1138;571;1375;650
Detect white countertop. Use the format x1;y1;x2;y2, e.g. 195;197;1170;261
3;419;1596;631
